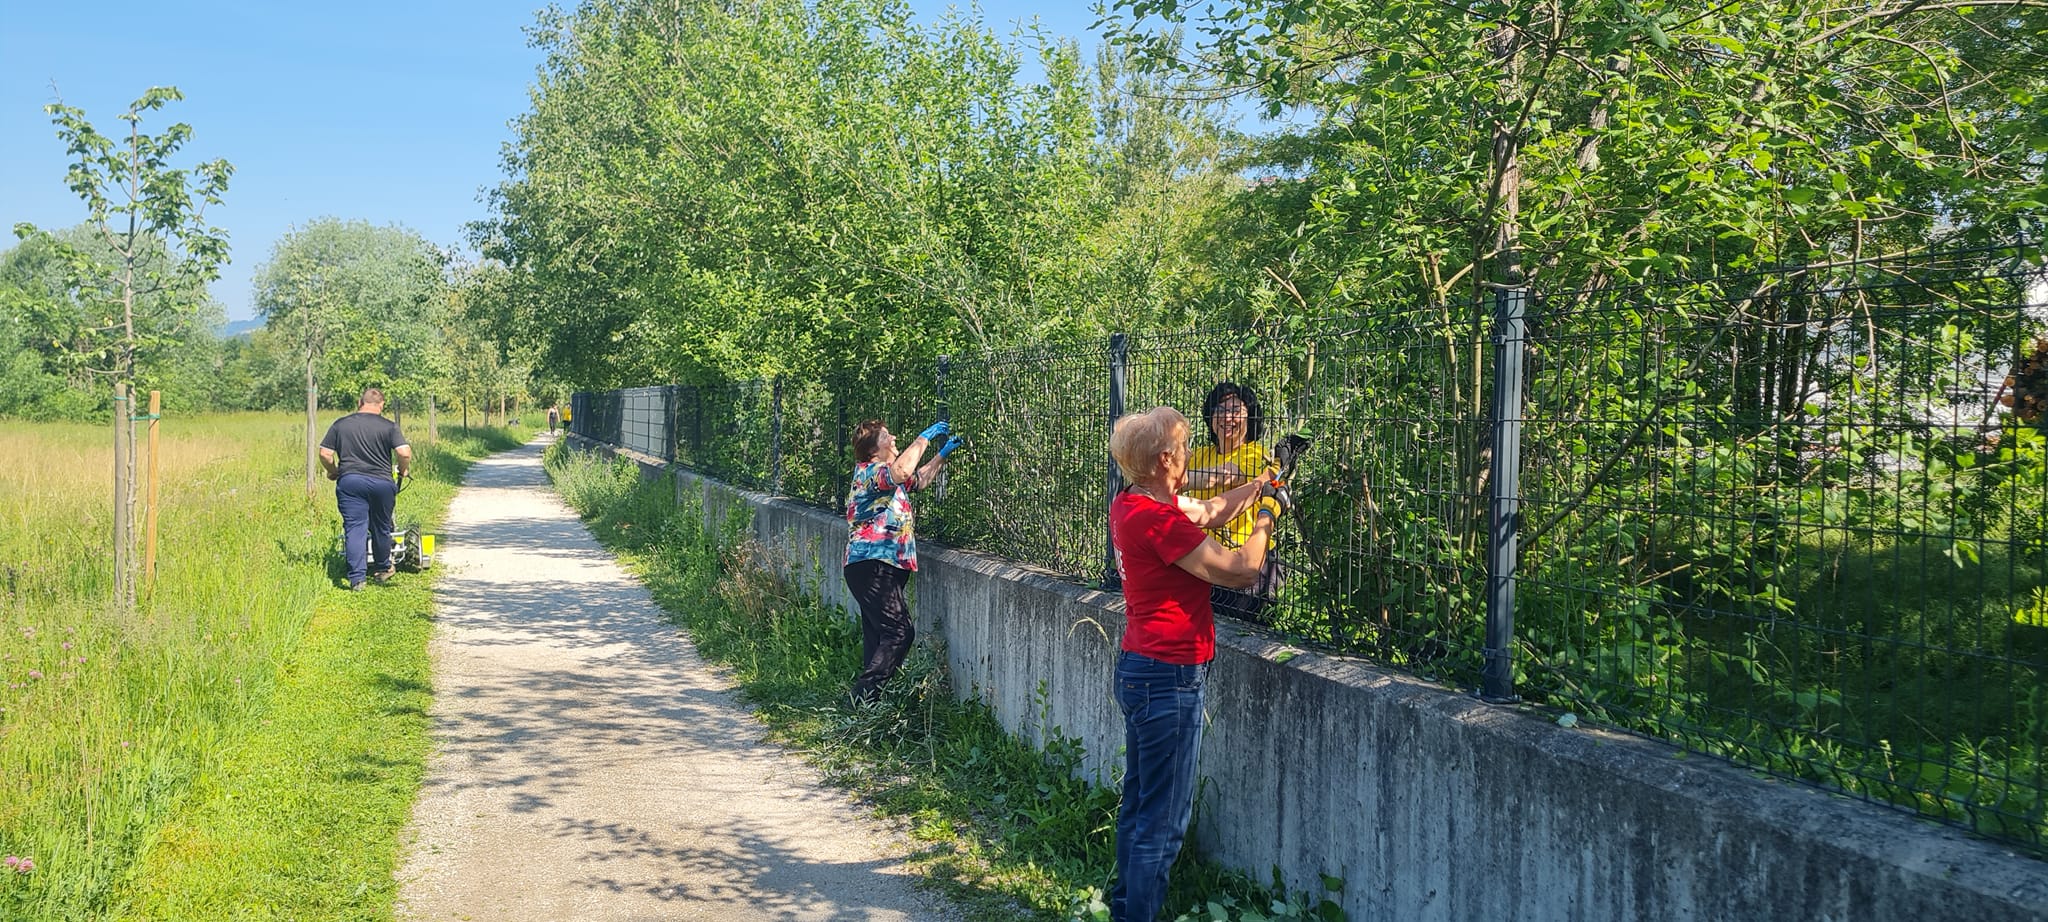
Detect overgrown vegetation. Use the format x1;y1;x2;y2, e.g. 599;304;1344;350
473;0;2047;851
543;445;1348;922
0;414;529;920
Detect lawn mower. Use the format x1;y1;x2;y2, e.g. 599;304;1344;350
383;520;436;572
383;469;436;572
334;469;436;578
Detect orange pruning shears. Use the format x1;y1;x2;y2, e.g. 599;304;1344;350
1258;433;1312;513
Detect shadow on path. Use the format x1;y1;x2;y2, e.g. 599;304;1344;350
396;434;954;922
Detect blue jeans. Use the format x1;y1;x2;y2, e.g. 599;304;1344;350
1111;651;1208;922
336;473;397;585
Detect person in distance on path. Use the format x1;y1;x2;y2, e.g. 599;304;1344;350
320;387;414;591
843;417;963;703
1106;406;1284;922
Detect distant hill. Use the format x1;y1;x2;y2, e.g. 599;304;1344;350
218;318;265;339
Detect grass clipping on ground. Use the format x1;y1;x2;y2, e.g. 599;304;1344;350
543;443;1346;922
0;414;528;922
113;425;528;921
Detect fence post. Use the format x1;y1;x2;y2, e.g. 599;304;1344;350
934;355;952;502
1483;287;1528;702
145;390;161;588
667;385;680;463
770;375;785;494
834;375;846;486
1104;333;1129;590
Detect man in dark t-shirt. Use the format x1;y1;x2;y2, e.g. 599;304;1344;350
319;387;414;590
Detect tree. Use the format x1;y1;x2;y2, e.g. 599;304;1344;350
1102;0;2048;298
12;87;232;609
477;0;1202;393
252;218;447;494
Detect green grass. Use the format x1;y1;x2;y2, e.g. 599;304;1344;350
0;413;529;920
544;445;1346;922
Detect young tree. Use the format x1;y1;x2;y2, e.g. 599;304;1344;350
12;87;232;610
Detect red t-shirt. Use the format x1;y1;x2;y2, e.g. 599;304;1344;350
1111;490;1216;665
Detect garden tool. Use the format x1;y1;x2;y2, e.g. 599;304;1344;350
1259;433;1313;514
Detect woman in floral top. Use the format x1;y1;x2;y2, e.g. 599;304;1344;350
844;417;963;702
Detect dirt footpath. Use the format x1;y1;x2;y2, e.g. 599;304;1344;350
395;434;956;922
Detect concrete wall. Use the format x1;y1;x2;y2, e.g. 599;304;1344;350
568;441;2048;921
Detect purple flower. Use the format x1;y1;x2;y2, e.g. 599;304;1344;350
26;670;41;680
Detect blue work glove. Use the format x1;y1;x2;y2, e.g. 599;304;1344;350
937;435;965;459
918;420;951;442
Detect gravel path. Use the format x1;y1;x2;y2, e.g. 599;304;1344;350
396;434;955;922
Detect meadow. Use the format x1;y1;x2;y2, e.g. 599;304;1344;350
0;412;529;920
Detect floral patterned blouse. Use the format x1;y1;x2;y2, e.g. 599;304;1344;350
844;460;917;571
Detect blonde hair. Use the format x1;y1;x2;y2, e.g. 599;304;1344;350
1110;407;1189;483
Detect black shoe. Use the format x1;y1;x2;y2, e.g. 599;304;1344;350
371;567;396;583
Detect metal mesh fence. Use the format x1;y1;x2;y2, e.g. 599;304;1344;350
1518;246;2048;848
569;242;2048;854
1118;309;1498;679
930;342;1116;579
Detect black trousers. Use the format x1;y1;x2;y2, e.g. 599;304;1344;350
845;558;914;702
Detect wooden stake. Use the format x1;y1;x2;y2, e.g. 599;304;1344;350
305;356;320;498
145;391;161;585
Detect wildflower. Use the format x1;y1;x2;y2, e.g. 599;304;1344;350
61;642;71;651
3;855;32;874
27;670;41;680
77;657;86;664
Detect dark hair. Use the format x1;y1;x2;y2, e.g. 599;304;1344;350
852;419;889;462
1200;381;1262;446
360;387;386;407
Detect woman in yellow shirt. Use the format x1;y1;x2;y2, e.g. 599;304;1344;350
1184;381;1281;621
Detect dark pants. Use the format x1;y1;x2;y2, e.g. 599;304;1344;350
1111;651;1208;922
337;473;397;586
845;558;914;702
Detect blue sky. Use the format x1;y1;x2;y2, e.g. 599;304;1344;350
1;1;1110;322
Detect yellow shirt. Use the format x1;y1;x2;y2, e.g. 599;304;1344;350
1186;441;1272;547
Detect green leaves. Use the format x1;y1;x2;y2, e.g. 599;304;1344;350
13;88;232;395
251;218;449;406
484;0;1219;390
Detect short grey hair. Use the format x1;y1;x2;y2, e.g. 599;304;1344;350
1110;407;1189;483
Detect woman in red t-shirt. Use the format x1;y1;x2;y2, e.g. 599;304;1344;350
1105;406;1282;922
